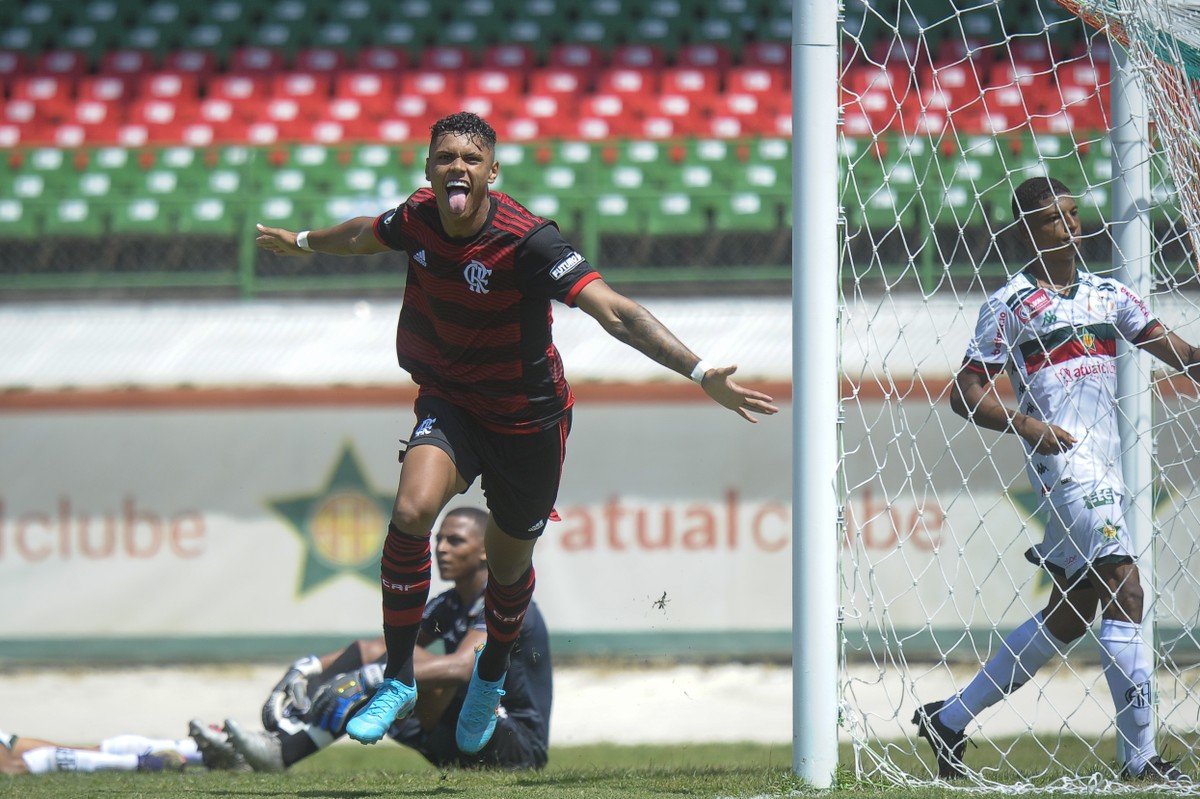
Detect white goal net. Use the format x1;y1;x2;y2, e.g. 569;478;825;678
838;0;1200;789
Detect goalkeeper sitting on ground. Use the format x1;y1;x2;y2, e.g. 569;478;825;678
191;506;552;772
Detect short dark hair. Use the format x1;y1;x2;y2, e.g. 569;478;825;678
1011;176;1072;221
429;112;497;152
444;506;488;535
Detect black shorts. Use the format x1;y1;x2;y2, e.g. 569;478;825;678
404;396;570;540
391;710;548;770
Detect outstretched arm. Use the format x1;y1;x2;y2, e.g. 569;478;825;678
573;279;778;423
1138;327;1200;381
951;367;1075;455
255;217;392;256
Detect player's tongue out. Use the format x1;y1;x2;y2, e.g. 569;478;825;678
447;182;469;213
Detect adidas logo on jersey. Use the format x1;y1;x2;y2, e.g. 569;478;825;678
413;249;427;267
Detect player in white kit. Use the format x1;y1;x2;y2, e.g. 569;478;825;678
913;177;1200;783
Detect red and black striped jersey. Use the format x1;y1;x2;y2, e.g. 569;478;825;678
374;188;600;433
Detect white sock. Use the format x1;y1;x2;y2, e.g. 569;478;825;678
939;613;1067;732
1098;618;1155;772
21;746;139;773
100;734;203;766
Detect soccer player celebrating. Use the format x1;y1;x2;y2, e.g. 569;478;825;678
254;112;777;755
914;176;1198;783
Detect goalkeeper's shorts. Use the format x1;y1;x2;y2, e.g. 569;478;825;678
1024;481;1133;586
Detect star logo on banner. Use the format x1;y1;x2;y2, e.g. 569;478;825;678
268;442;393;596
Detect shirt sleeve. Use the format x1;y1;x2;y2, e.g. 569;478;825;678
962;294;1012;375
372;204;405;251
514;224;600;304
1112;281;1160;343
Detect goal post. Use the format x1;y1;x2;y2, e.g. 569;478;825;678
835;0;1200;789
792;0;841;789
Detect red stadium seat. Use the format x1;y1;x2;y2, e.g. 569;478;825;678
743;41;790;69
272;72;332;101
293;48;347;73
611;43;666;69
78;75;133;103
11;75;73;122
660;67;719;98
36;50;88;76
516;94;577;121
356;46;409;71
726;66;787;97
230;47;285;73
376;118;418;142
99;49;156;76
482;44;536;71
399;70;463;98
595;67;659;96
128;98;188;127
548;43;604;71
162;50;218;77
207;73;271;103
464;68;526;98
420;45;473;71
334;71;395;117
676;43;732;71
140;71;200;101
528;67;591;96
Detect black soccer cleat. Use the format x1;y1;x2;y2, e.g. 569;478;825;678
1121;756;1192;784
912;700;968;780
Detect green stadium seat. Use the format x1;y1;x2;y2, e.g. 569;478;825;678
51;198;107;235
178;197;242;234
111;197;173;233
0;199;40;238
645;192;709;235
592;193;646;234
713;191;782;232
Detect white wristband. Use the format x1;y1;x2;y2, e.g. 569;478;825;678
295;230;313;252
689;359;712;384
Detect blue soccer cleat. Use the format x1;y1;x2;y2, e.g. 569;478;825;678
345;678;417;744
455;646;506;754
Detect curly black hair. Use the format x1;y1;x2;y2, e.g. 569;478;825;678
429;112;497;152
1011;176;1072;221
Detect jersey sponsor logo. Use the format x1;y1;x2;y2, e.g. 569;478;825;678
413;417;436;437
1016;288;1054;323
549;251;584;280
463;259;491;294
413;249;427;267
1084;488;1116;509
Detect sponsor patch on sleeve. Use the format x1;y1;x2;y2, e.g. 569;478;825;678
549;251;585;280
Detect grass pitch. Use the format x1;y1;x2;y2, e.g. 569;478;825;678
5;739;1193;799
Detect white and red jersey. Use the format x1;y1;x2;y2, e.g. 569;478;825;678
962;268;1161;494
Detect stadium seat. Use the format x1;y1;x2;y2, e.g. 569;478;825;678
0;197;40;238
110;196;172;233
50;197;107;235
178;196;241;234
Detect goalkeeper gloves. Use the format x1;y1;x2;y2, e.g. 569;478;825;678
307;663;386;736
261;654;323;732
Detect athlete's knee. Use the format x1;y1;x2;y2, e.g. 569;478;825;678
1043;610;1090;642
1099;562;1143;622
391;496;441;534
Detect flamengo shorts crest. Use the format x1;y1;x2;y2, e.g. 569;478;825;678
1024;480;1133;585
404;396;569;540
